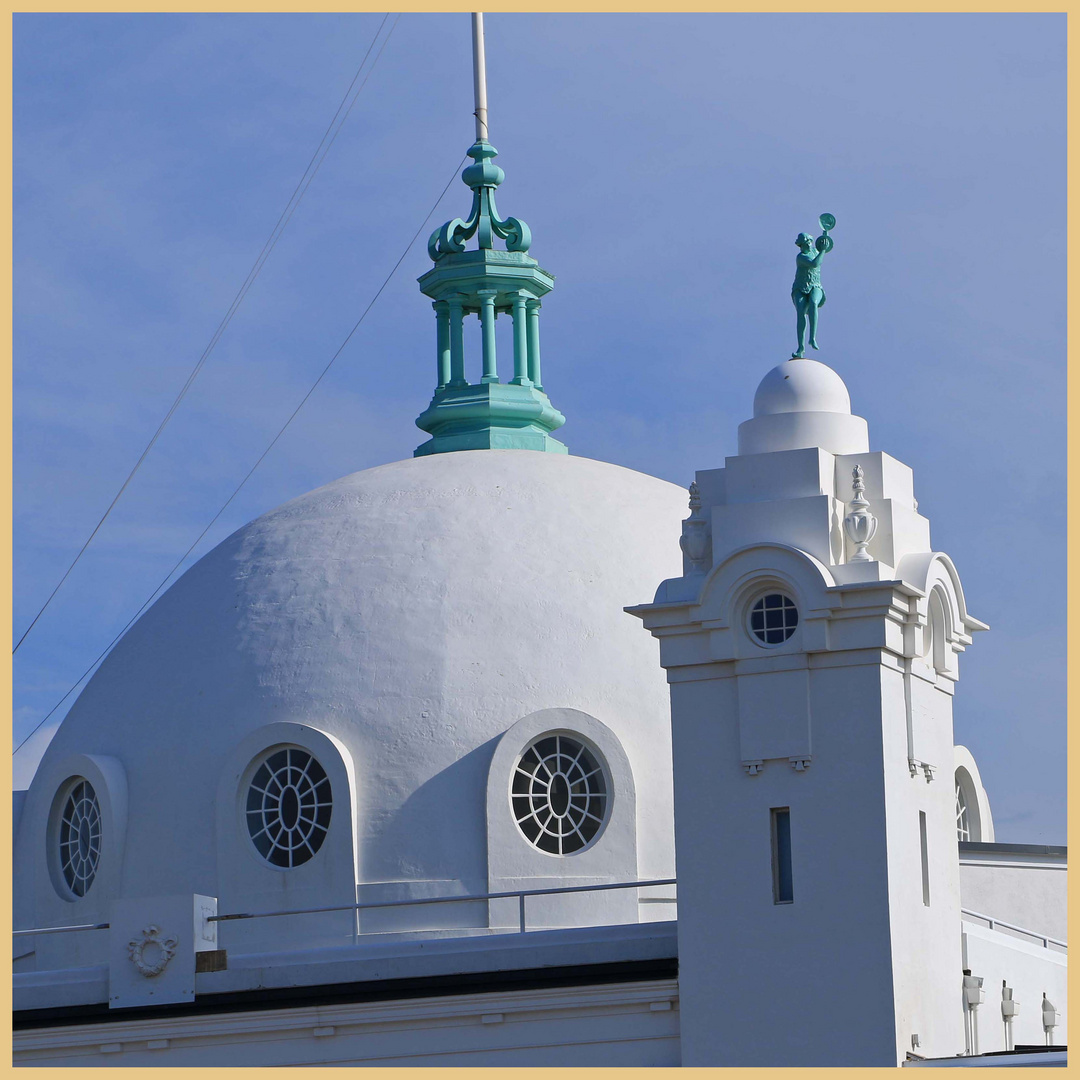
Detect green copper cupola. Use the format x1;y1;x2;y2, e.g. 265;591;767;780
414;15;566;457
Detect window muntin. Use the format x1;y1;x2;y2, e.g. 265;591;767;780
511;734;608;855
246;747;332;868
955;779;970;841
59;779;102;898
749;592;799;646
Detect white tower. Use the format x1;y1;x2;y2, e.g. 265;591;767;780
629;357;987;1066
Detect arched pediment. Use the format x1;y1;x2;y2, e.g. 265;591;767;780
697;542;836;625
685;543;838;661
895;551;988;639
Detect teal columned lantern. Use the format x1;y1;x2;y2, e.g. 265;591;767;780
414;16;566;456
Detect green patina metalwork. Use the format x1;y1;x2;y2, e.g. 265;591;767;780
414;141;567;457
791;212;836;359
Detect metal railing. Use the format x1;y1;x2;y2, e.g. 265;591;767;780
12;878;677;941
211;877;677;936
15;896;1062;952
961;908;1066;951
13;921;109;939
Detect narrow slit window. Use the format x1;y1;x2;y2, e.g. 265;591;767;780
771;807;793;904
919;811;930;907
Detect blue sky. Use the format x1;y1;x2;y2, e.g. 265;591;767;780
13;13;1065;841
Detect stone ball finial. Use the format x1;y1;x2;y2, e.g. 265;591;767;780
738;358;868;457
753;359;852;418
462;141;505;188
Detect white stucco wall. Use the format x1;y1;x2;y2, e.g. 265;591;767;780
632;361;990;1067
881;657;966;1064
640;550;975;1063
13;450;686;961
13;978;681;1066
959;852;1066;944
961;922;1067;1052
649;549;916;1067
14;920;681;1065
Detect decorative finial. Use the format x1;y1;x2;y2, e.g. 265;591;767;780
790;212;835;359
843;464;877;562
427;13;530;260
679;481;712;574
427;142;531;259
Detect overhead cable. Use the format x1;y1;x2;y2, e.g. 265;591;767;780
13;13;398;656
14;153;466;760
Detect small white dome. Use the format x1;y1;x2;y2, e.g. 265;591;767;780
753;359;852;417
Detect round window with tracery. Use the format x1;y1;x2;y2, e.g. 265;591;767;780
58;779;102;898
511;734;608;855
749;592;799;645
246;748;332;868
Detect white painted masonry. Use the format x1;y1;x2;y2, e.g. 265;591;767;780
14;450;685;959
12;363;1065;1067
13;977;682;1067
628;359;1064;1067
959;846;1067;944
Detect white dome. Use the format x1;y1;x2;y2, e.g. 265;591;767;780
15;450;686;948
753;358;852;417
738;358;869;457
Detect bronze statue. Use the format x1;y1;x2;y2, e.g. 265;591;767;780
791;213;835;359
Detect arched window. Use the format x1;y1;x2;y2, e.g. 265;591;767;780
955;777;970;841
954;766;982;842
929;588;949;673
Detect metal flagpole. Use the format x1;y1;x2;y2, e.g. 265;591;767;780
472;13;489;141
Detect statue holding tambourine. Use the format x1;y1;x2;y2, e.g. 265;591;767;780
790;213;835;359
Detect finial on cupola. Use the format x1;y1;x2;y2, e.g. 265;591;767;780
414;12;567;457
